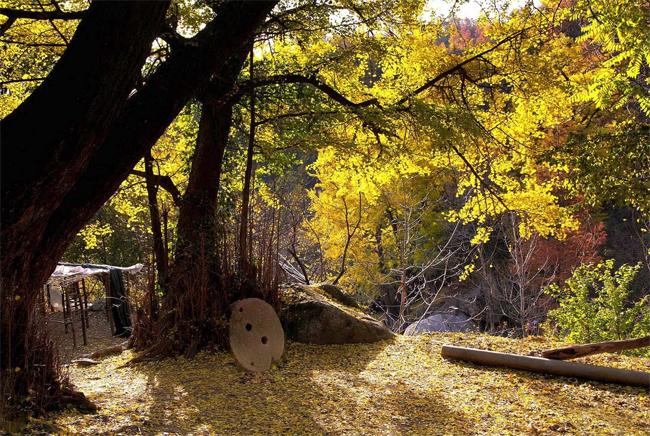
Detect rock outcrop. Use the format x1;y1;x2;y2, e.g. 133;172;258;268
280;284;393;344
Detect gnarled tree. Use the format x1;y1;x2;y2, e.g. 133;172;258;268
1;0;277;417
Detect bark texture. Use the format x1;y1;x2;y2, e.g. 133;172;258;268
1;1;169;414
1;0;278;415
147;50;249;358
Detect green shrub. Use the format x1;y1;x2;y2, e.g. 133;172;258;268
544;260;650;356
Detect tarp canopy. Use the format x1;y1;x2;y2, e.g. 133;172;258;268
47;262;144;286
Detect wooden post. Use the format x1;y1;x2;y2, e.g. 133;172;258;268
104;274;114;335
75;281;87;346
64;284;77;348
441;345;650;388
46;284;53;312
81;278;90;328
61;289;68;333
541;337;650;360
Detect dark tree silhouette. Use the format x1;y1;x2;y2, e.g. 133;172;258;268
0;0;277;417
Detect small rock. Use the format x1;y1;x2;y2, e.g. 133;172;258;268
404;313;477;335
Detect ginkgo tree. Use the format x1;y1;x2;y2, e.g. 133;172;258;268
2;0;648;422
1;0;276;418
300;0;640;329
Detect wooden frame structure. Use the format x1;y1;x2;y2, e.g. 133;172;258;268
45;262;144;348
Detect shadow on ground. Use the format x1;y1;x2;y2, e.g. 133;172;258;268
134;338;472;434
49;332;650;434
49;311;123;363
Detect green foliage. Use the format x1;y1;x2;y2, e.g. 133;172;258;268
569;0;650;117
547;122;650;215
545;260;650;355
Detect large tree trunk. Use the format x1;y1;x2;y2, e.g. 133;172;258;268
0;1;169;417
149;51;249;358
0;0;277;416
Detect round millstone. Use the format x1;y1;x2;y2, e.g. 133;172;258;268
229;298;284;372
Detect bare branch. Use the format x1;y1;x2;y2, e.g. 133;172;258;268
0;77;46;86
0;7;87;20
395;28;531;106
332;193;362;285
447;141;510;212
233;73;380;109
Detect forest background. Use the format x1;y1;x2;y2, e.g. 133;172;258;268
1;0;649;419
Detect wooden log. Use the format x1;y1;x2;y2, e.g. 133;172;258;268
71;358;100;367
541;336;650;360
441;345;650;388
46;284;53;312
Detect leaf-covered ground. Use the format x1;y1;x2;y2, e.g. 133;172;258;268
26;332;648;435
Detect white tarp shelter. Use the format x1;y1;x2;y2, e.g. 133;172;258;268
46;262;144;312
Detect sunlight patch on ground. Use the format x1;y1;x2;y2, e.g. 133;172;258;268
34;334;650;434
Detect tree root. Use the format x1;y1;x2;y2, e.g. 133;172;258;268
123;338;174;366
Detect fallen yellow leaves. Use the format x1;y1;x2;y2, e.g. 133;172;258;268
33;333;649;434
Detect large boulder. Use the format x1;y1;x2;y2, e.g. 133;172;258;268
404;312;477;336
280;284;393;344
316;283;361;309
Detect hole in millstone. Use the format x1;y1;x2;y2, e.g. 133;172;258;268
251;362;254;366
245;323;252;331
239;307;243;312
261;336;268;344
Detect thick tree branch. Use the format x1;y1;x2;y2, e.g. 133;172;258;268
2;0;170;254
36;0;278;259
130;170;182;206
232;73;380;108
395;28;531;106
159;21;188;49
0;7;87;20
0;15;15;36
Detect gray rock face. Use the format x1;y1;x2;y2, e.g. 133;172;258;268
317;283;361;309
404;313;477;336
280;284;393;344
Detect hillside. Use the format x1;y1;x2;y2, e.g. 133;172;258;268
31;334;650;434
